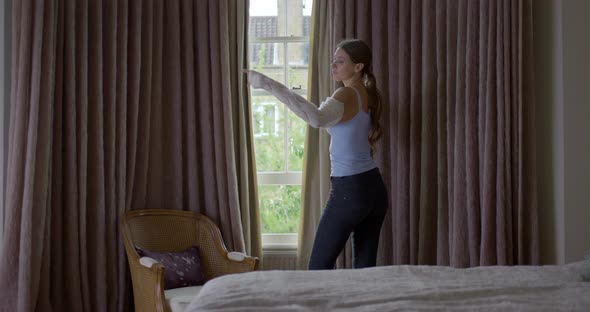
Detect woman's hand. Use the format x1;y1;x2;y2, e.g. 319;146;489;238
242;69;249;86
242;69;266;89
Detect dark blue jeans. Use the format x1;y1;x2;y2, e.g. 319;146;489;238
308;168;388;270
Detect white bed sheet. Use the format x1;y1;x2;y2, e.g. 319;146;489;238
186;261;590;312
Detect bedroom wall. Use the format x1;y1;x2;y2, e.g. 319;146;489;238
534;0;590;264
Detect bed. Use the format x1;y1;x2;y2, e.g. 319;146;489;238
185;261;589;311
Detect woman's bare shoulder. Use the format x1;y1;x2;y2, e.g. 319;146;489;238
331;87;356;105
331;87;360;122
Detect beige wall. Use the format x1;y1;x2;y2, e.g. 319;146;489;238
534;0;590;264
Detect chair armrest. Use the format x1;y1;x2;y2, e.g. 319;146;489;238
227;252;258;271
227;252;246;261
127;255;169;312
201;248;259;279
140;256;160;268
220;251;259;275
196;214;260;278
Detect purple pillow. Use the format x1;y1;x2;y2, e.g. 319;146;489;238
136;245;206;289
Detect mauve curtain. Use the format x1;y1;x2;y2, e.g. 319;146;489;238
297;0;334;270
227;0;262;259
0;0;259;311
301;0;539;269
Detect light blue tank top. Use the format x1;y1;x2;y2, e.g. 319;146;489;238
327;87;377;177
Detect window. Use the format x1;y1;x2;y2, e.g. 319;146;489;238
248;0;312;248
253;102;278;138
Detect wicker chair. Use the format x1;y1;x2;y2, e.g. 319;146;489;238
121;209;259;312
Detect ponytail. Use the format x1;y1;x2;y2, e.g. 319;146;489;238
363;71;383;155
336;39;383;155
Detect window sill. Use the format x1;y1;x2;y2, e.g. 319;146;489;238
262;233;297;251
262;243;297;252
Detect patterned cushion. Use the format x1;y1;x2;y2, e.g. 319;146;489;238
137;246;206;289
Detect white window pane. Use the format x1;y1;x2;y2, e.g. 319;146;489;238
287;113;306;172
252;95;285;172
250;0;278;16
259;185;301;233
248;0;313;236
281;0;307;37
249;0;282;37
303;0;312;16
286;42;309;88
249;0;311;38
249;43;285;81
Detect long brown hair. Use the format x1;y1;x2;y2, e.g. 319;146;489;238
337;39;383;155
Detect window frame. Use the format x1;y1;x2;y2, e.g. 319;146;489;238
249;8;311;249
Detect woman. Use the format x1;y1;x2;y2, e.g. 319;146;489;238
244;39;388;270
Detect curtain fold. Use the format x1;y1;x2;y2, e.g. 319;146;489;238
0;0;259;311
301;0;538;269
296;0;334;270
226;0;262;259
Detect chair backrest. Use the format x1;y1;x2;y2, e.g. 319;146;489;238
122;209;231;280
124;210;199;253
